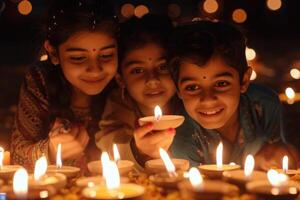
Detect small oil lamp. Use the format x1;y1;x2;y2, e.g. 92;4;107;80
82;152;145;200
47;143;80;178
275;155;299;176
138;105;185;130
199;142;240;178
0;147;22;180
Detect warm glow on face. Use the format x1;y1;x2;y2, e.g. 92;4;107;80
203;0;219;14
56;143;62;168
159;148;176;173
113;143;120;162
250;70;257;81
0;147;3;168
285;87;295;99
244;155;255;177
154;105;162;121
189;167;203;189
232;8;247;23
18;0;32;15
34;156;48;181
13;168;28;197
282;155;288;172
267;0;282;11
216;142;223;168
101;152;120;190
267;169;288;187
245;47;256;61
290;68;300;79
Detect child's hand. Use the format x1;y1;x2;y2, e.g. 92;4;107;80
254;142;300;171
133;123;176;158
48;119;89;162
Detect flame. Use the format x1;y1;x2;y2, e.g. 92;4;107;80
244;154;255;177
282;155;288;173
159;148;175;174
285;87;295;99
13;168;28;197
189;167;203;189
101;152;120;190
216;142;223;169
56;143;62;168
0;147;4;169
267;169;288;187
154;105;162;121
34;156;48;181
113;144;120;162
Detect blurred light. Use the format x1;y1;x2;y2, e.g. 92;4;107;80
267;0;282;11
250;70;257;81
0;1;5;14
18;0;32;15
134;5;149;18
120;3;135;18
245;47;256;61
167;4;181;19
203;0;219;14
40;54;48;61
290;68;300;79
232;8;247;23
285;87;295;99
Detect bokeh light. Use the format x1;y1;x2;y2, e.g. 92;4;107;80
18;0;32;15
203;0;219;14
134;5;149;18
167;4;181;19
232;8;247;23
290;68;300;79
285;87;295;99
267;0;282;11
40;54;48;61
245;47;256;61
120;3;135;18
250;70;257;81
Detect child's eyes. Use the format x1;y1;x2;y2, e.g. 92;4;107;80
215;81;230;88
69;56;86;63
130;67;144;74
184;84;200;91
99;53;114;61
157;64;169;74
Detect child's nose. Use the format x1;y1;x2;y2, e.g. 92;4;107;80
199;90;217;102
87;60;103;73
145;72;160;88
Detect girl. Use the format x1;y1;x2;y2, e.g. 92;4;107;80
96;15;179;169
11;0;118;170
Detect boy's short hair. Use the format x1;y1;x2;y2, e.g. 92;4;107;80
168;20;248;84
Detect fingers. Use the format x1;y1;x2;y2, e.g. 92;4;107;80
134;123;154;140
145;128;175;145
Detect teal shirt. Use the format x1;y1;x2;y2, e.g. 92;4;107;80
170;84;286;167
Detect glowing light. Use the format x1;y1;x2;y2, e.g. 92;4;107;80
188;167;203;189
232;8;247;23
167;4;181;19
18;0;32;15
285;87;295;99
13;168;28;198
120;3;135;18
282;155;288;173
101;152;110;176
244;154;255;178
101;152;120;190
250;70;257;81
245;47;256;61
34;156;48;181
216;142;223;169
267;0;282;11
267;169;288;187
290;68;300;79
113;143;120;162
154;105;162;121
203;0;219;14
40;54;48;61
159;148;175;174
56;143;62;168
134;5;149;18
0;147;3;169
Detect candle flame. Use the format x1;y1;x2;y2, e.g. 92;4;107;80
159;148;175;174
285;87;295;99
154;105;162;121
113;143;120;162
282;155;288;173
188;167;203;189
0;147;3;169
101;152;120;190
216;142;223;169
13;168;28;197
267;169;288;187
56;143;62;168
244;154;255;177
34;156;48;181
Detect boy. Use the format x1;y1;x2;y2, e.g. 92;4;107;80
168;20;299;169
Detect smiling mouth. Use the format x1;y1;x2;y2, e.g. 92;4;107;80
198;108;224;116
144;90;165;96
82;77;105;83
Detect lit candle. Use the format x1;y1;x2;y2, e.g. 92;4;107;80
47;144;80;178
199;142;240;178
0;146;22;180
88;144;134;176
138;105;185;130
14;168;28;199
82;152;145;199
179;167;239;200
275;155;299;176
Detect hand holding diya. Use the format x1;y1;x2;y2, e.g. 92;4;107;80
47;143;80;178
82;152;144;200
199;142;240;178
0;147;22;180
138;105;185;130
88;144;134;176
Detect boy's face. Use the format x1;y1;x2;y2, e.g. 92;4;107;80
120;43;176;115
177;56;249;130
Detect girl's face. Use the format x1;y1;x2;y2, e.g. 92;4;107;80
56;31;117;96
120;43;176;115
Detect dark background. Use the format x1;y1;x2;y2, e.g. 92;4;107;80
0;0;299;150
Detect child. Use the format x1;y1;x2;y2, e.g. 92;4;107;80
11;0;118;170
96;15;179;169
167;20;299;169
